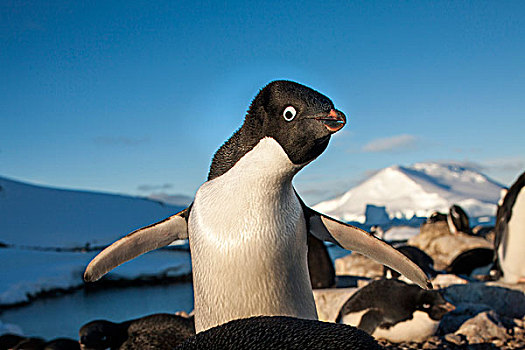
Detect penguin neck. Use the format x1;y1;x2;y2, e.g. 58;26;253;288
209;136;302;186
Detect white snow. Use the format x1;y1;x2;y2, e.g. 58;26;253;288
313;163;503;223
382;226;420;241
0;247;191;306
0;176;186;248
0;176;192;307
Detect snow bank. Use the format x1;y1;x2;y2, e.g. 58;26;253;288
0;248;191;306
0;176;185;248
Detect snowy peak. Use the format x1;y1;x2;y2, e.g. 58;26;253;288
407;163;502;202
313;163;504;223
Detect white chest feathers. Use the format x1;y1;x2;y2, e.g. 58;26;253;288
499;186;525;283
342;310;439;342
188;138;317;332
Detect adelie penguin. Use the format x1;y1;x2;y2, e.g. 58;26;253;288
336;279;455;343
447;204;470;235
493;170;525;283
79;313;195;350
84;80;431;332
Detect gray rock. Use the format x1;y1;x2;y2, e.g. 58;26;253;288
438;302;492;335
444;333;466;345
443;283;525;319
334;253;383;278
455;311;510;343
408;221;493;270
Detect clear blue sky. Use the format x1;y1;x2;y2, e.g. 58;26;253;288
1;1;524;204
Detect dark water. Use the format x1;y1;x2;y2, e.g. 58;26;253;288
0;283;194;339
0;245;349;340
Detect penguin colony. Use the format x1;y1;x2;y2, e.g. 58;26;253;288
0;81;441;349
83;80;430;337
3;81;523;348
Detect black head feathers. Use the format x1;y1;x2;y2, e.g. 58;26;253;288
208;80;346;180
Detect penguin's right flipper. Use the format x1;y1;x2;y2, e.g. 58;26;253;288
84;207;190;282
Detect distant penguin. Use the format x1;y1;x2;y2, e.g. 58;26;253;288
43;338;80;350
370;225;385;239
0;333;25;350
307;234;336;289
11;337;45;350
494;171;525;283
6;337;79;350
175;316;382;350
447;205;470;234
427;211;447;224
79;313;195;350
383;245;438;281
84;80;430;332
336;279;455;342
445;247;494;277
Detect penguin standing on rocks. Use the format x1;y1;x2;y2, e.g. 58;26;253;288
494;171;525;283
84;81;431;332
336;279;455;343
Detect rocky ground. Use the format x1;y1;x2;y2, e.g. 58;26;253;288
380;314;525;349
325;220;525;350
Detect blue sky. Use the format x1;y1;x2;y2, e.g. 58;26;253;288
1;1;524;204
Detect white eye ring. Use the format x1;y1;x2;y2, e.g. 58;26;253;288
283;106;297;122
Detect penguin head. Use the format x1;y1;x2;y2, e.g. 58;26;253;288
245;80;346;165
416;290;455;321
208;80;346;180
79;320;124;350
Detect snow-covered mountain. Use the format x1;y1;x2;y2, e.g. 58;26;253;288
0;176;185;248
313;163;504;223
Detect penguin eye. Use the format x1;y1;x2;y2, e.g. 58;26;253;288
283;106;297;122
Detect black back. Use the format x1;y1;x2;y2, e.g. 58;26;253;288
79;313;195;350
0;334;25;350
445;247;494;276
426;211;447;223
307;234;336;289
176;316;382;350
337;279;450;334
11;337;45;350
120;314;194;350
383;245;437;280
448;204;470;234
493;171;525;276
495;171;525;252
79;319;129;349
43;338;80;350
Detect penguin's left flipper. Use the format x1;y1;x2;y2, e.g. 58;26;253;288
357;309;384;334
304;206;432;290
84;207;190;282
